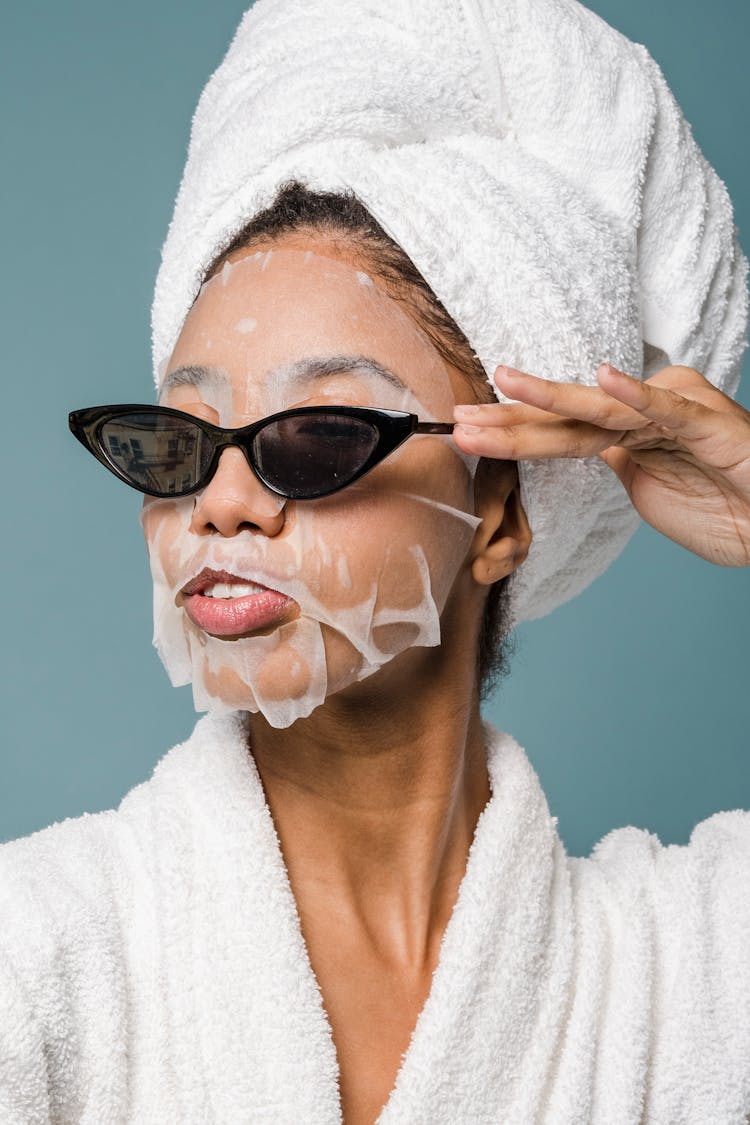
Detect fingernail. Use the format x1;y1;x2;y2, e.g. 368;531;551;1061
599;362;631;379
455;423;483;435
495;364;524;380
454;403;481;417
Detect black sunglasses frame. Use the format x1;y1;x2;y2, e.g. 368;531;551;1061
68;403;456;501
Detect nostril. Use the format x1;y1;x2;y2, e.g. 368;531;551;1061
202;519;261;535
201;515;266;535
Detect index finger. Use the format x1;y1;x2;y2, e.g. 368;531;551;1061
487;365;652;431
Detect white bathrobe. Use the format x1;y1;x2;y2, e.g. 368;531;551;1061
1;712;748;1123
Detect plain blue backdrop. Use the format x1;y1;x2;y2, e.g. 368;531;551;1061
2;0;748;854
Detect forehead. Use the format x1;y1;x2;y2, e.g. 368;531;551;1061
161;245;459;417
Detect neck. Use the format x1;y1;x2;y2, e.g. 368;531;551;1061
247;632;491;971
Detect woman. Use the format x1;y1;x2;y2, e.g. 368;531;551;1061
2;0;750;1122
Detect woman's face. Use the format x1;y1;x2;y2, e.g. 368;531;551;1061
141;239;491;727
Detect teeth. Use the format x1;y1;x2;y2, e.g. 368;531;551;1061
202;581;264;599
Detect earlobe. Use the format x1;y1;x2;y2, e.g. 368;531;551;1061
470;535;529;587
471;460;532;588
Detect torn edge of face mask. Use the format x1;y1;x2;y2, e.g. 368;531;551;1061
141;489;481;727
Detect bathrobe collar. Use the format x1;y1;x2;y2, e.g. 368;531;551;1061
135;710;572;1123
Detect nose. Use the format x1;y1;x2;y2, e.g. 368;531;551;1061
189;446;286;538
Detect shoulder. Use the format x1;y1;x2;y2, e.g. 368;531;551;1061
0;806;127;970
581;806;750;917
572;810;750;1118
576;807;750;966
0;806;131;1120
579;808;750;989
0;714;229;1119
0;711;245;977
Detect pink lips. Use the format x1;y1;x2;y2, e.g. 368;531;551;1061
180;567;297;637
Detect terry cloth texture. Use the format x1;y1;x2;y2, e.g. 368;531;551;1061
150;0;749;628
1;711;749;1122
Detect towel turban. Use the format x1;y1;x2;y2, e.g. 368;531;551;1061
151;0;749;628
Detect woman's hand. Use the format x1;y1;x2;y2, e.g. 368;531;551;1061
453;363;750;567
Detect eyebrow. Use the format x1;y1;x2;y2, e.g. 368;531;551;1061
159;354;410;398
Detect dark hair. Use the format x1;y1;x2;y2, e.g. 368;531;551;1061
205;179;517;699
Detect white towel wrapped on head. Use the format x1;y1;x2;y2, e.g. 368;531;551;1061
151;0;748;627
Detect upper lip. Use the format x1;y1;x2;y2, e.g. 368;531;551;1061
180;567;273;597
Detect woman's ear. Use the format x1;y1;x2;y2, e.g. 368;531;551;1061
470;458;532;587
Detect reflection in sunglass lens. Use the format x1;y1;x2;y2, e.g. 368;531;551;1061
100;413;210;496
254;413;379;498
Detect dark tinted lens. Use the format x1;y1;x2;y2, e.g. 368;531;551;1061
99;412;211;495
253;413;379;498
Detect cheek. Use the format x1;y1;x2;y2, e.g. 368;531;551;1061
378;437;475;509
141;499;192;583
301;446;476;614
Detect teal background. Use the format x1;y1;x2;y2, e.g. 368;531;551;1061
2;1;748;854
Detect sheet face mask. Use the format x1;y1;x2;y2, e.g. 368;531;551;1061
140;247;481;727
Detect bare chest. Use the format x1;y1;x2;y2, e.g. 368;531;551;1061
306;937;434;1125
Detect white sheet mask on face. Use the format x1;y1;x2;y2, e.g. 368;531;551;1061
141;247;483;727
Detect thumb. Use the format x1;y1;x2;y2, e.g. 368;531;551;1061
598;445;635;489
